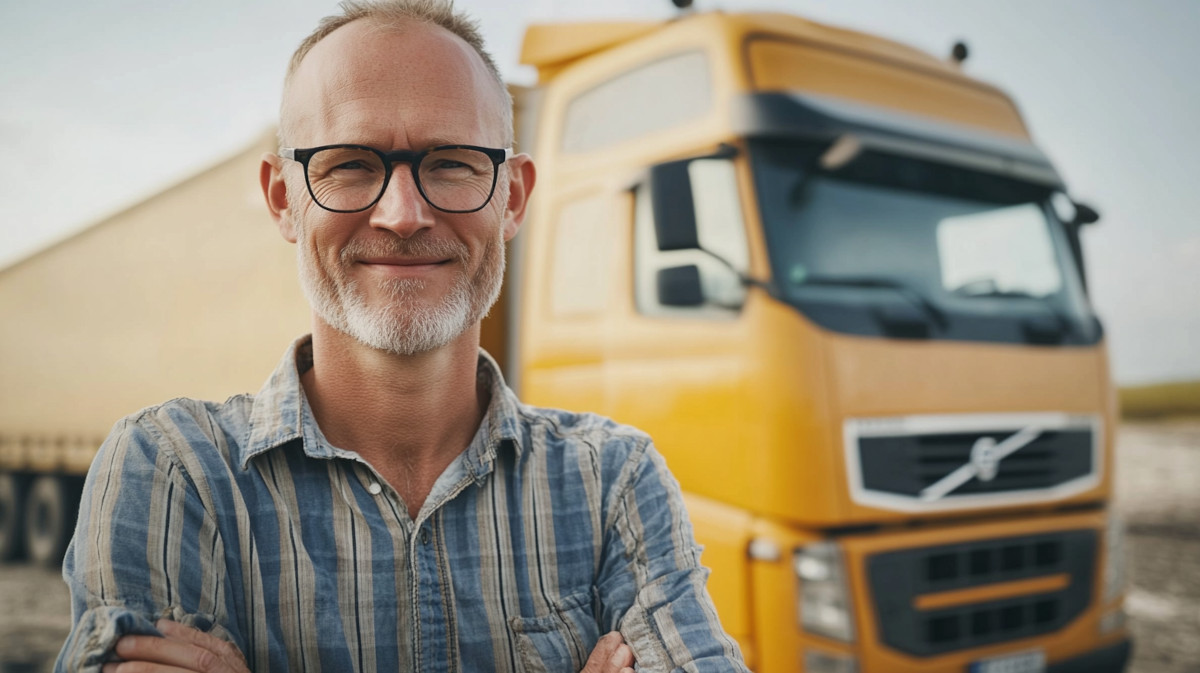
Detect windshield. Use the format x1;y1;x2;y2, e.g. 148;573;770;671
750;139;1099;345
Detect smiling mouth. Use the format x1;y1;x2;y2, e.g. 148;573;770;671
354;258;453;281
359;257;451;267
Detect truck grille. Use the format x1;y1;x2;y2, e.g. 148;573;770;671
845;413;1101;511
866;530;1096;656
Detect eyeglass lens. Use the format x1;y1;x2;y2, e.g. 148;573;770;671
305;147;498;212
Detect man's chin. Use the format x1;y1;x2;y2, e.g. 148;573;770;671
337;303;475;357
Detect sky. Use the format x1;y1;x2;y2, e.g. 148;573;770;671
1;0;1197;385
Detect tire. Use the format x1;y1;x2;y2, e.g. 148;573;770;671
24;475;81;567
0;472;27;561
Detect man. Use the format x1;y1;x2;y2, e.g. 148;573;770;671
56;1;747;672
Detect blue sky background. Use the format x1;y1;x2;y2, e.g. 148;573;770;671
1;0;1197;385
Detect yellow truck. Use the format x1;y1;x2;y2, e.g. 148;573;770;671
0;8;1129;673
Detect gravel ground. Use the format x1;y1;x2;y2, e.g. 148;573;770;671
1;420;1197;672
1115;419;1200;673
0;564;71;672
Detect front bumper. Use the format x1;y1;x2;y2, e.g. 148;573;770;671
1048;638;1131;673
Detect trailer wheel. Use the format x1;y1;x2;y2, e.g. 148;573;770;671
24;475;80;567
0;473;27;561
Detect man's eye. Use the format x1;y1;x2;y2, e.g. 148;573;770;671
333;160;372;171
429;159;470;172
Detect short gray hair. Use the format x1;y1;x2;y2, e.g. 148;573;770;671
279;0;512;144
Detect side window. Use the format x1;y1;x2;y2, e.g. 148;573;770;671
634;158;749;317
550;193;615;317
562;51;711;154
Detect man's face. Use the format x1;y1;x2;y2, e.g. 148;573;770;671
271;19;522;356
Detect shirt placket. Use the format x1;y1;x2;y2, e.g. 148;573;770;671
410;457;492;673
346;462;425;672
410;512;449;673
350;460;461;673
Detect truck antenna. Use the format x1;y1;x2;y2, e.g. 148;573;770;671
950;40;969;65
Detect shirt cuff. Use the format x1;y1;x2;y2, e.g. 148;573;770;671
56;606;162;673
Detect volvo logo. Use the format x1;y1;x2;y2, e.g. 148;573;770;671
970;437;1000;482
919;426;1043;501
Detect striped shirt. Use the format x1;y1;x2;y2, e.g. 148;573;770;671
56;336;746;672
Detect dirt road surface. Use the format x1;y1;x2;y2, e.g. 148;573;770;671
2;420;1197;672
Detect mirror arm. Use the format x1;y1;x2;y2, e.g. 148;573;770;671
693;245;776;297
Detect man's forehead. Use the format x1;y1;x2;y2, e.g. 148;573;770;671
283;18;504;146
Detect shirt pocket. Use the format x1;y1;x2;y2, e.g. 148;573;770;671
509;591;600;673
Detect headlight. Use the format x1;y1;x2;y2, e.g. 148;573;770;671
1103;512;1127;602
804;649;858;673
1099;607;1126;635
795;541;855;642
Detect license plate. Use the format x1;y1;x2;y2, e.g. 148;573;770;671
968;650;1045;673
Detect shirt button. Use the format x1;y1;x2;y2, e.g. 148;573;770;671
420;528;430;545
367;482;382;495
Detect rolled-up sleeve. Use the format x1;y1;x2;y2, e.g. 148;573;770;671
597;438;749;672
55;416;238;672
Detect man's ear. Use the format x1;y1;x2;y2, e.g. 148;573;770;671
500;153;536;242
261;153;298;243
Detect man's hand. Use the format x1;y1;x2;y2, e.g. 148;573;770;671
582;631;635;673
101;619;249;673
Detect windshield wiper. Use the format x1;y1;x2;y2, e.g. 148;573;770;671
797;274;948;331
951;286;1071;343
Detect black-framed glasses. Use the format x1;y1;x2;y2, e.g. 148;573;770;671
279;144;513;214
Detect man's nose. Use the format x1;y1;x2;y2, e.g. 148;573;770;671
369;166;435;237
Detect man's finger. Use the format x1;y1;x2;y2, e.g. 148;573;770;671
102;662;194;673
607;643;635;672
156;620;246;664
109;628;245;673
581;632;633;673
112;634;214;671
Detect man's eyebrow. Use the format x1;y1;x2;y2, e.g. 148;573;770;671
358;139;475;152
418;137;491;149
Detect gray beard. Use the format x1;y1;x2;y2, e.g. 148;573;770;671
297;229;505;356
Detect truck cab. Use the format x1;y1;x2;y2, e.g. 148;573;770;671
486;11;1130;672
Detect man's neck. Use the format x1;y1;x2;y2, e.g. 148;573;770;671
300;319;486;519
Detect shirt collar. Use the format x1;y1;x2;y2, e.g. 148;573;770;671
241;335;524;473
465;347;525;483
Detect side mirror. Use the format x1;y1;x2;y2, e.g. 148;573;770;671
648;159;701;251
657;265;705;306
1072;201;1100;226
